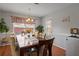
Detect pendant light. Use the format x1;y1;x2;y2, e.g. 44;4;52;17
26;8;33;23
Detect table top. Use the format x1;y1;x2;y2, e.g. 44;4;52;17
16;35;39;48
16;34;54;48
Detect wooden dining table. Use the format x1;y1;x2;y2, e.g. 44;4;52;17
20;43;39;56
17;37;54;56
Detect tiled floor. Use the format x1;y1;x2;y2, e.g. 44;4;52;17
0;45;65;56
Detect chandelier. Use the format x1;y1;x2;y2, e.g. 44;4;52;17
26;17;33;23
26;8;33;23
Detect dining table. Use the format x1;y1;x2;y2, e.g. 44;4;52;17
16;35;54;56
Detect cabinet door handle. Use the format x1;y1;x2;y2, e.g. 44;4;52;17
66;39;68;40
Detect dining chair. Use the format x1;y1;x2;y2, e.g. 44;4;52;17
38;38;55;56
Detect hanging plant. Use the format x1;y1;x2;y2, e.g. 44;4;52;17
0;18;9;33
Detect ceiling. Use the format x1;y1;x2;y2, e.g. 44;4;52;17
0;3;72;17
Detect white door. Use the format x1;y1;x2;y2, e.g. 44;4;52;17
66;37;79;56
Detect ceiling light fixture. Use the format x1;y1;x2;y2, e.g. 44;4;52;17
26;8;33;23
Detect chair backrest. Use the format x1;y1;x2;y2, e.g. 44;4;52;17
38;38;55;56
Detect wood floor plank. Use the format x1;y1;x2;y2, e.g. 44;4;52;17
0;45;12;56
52;46;65;56
0;45;65;56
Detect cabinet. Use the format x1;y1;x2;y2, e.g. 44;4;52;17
66;37;79;56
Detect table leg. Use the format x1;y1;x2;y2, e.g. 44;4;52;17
20;48;25;56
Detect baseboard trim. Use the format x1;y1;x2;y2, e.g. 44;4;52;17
53;44;65;51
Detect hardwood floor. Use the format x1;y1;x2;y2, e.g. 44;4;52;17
52;46;65;56
0;45;12;56
0;45;65;56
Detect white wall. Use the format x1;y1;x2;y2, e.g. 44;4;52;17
0;11;2;17
42;4;79;49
